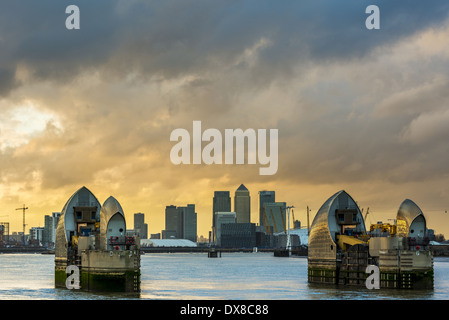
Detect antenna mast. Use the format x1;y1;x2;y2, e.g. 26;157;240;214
285;206;294;252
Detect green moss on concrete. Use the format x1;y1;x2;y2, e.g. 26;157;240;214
55;269;68;288
81;270;140;292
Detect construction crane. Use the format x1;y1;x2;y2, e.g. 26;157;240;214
16;204;28;245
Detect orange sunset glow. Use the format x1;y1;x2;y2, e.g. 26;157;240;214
1;1;449;240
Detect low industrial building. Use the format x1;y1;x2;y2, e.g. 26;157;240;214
140;239;197;248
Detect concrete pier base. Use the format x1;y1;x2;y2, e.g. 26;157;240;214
54;249;140;293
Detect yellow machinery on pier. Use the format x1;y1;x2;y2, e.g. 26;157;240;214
370;222;397;237
336;234;367;252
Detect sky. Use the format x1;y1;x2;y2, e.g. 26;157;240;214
1;0;449;239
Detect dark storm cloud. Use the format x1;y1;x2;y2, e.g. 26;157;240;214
0;68;17;96
1;0;449;189
1;0;449;96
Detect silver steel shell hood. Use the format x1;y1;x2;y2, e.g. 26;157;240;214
100;196;126;250
308;190;365;261
397;199;426;238
55;186;101;259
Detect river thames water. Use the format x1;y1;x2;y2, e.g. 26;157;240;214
0;252;448;300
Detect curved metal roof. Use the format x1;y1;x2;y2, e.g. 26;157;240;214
100;196;126;249
397;199;424;223
101;196;125;221
397;199;426;237
308;190;365;261
55;186;101;259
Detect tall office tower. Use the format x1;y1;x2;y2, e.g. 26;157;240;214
164;205;179;238
234;184;250;223
213;191;231;214
212;191;231;242
52;212;61;244
263;202;287;234
43;215;53;248
177;204;197;242
42;212;61;249
259;191;275;229
134;213;148;239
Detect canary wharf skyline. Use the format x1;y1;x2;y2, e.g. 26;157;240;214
1;0;449;238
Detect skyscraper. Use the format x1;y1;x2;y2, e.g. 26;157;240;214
134;213;148;239
164;204;197;242
234;184;250;223
43;212;61;249
165;205;178;238
213;191;231;214
43;215;53;247
259;191;275;228
178;204;197;242
212;191;231;242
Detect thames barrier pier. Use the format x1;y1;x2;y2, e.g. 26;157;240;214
55;187;141;292
308;190;433;289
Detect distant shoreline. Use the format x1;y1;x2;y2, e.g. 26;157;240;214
0;246;309;255
3;245;449;256
0;247;49;254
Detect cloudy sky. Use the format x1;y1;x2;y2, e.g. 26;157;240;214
1;0;449;238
